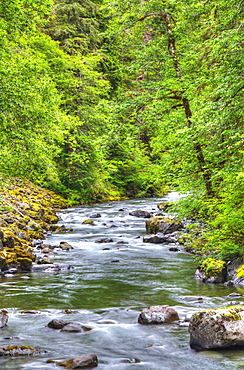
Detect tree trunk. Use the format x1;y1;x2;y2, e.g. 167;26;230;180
162;12;213;196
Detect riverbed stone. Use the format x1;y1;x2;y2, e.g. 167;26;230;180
0;310;8;328
31;263;73;272
0;345;46;356
129;210;152;218
146;217;183;234
57;353;98;369
59;242;74;250
48;319;69;329
95;237;113;243
143;233;177;244
82;219;95;225
60;323;91;333
138;305;179;325
89;213;101;218
188;306;244;350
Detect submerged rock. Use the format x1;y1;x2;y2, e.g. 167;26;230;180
55;353;98;369
143;233;177;244
138;305;179;325
89;213;101;218
0;345;46;356
95;238;113;243
129;210;152;218
61;323;91;333
31;263;73;272
189;306;244;350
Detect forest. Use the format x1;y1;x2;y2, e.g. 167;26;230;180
0;0;243;260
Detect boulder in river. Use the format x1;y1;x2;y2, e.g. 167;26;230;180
55;353;98;369
143;233;177;244
138;305;179;324
0;345;46;356
89;213;101;218
48;319;69;329
82;219;95;225
48;319;92;332
60;323;91;333
0;310;8;328
188;306;244;350
146;217;183;234
129;210;152;218
95;238;113;243
59;242;74;250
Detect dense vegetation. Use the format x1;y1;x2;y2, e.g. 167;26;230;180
0;0;243;259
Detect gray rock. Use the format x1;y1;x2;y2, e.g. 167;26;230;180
129;210;152;218
31;263;73;272
57;353;98;368
60;323;91;333
0;310;8;328
95;238;113;243
143;233;177;244
89;213;101;218
138;305;179;325
188;306;244;350
194;268;227;284
48;319;69;329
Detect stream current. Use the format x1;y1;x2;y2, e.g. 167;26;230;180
1;193;244;369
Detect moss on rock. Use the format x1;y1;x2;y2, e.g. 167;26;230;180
0;178;68;272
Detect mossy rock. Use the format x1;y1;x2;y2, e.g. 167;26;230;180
82;219;95;225
199;258;226;277
146;217;182;234
195;258;227;283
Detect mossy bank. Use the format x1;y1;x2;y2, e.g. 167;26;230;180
0;178;68;273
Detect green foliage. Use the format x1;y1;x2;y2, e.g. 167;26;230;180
199;258;226;277
0;0;243;255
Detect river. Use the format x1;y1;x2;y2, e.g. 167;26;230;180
0;193;244;369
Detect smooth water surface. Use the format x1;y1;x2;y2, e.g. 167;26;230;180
1;193;244;369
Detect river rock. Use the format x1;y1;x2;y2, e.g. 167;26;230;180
82;219;95;225
59;242;74;250
146;217;183;234
169;247;180;251
89;213;101;218
129;210;152;218
60;323;91;333
0;345;46;356
48;319;69;329
57;353;98;369
138;305;179;324
188;306;244;350
0;310;8;328
143;233;177;244
31;263;73;272
95;238;113;243
194;258;227;284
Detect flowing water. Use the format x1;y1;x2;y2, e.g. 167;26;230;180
1;193;244;369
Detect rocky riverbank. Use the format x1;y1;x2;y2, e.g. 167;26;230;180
0;178;68;274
